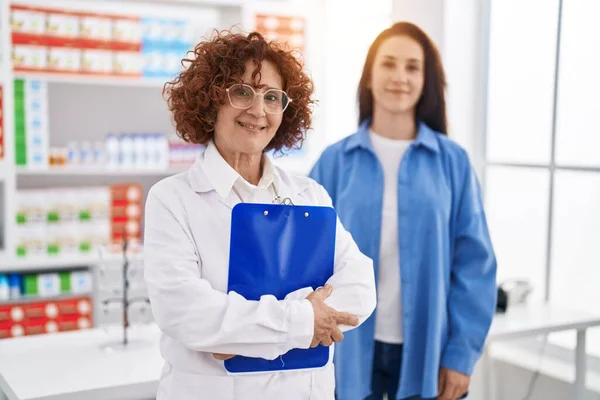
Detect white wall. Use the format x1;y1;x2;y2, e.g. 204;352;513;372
392;0;486;175
322;0;392;147
392;0;444;48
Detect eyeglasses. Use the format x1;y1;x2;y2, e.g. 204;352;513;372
226;83;291;115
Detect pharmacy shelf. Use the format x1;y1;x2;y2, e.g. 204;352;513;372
0;162;9;178
0;252;143;273
16;166;191;176
98;0;246;6
12;72;167;88
0;292;92;305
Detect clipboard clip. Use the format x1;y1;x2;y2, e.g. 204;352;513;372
272;195;294;206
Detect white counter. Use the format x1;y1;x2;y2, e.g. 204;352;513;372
2;304;600;400
0;325;163;400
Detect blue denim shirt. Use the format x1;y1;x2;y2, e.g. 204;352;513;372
309;120;497;399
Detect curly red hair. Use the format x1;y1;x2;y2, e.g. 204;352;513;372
163;30;315;153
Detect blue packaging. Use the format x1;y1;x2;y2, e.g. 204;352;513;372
8;274;22;299
0;275;9;301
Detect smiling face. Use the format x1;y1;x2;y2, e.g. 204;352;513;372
369;35;425;117
213;59;284;157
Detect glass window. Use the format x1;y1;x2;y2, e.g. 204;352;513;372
486;0;559;164
548;170;600;355
485;166;550;300
549;170;600;308
485;0;600;360
554;0;600;167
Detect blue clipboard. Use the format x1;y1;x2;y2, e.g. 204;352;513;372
225;202;337;373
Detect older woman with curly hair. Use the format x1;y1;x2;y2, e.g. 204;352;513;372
143;30;376;400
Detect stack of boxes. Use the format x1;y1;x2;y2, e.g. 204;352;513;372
0;269;93;340
109;183;143;252
21;270;92;298
15;187;111;258
13;79;49;168
255;14;306;55
10;4;194;78
141;17;193;79
0;269;92;301
15;183;143;258
0;296;93;339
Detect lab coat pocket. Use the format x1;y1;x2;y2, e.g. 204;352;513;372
170;369;234;400
309;362;335;400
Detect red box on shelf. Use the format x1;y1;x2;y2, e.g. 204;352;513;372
0;305;10;323
56;297;93;318
110;15;142;51
23;302;48;320
110;183;143;252
10;4;144;78
0;322;25;338
45;8;81;48
57;314;93;332
0;296;93;339
10;5;48;46
0;304;25;323
0;323;11;339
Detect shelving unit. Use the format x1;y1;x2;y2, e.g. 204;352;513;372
0;250;143;272
0;0;324;339
13;72;167;88
16;166;191;176
0;0;240;269
0;292;92;305
0;0;248;337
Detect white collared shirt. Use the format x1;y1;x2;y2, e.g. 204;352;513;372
203;140;276;204
143;141;376;400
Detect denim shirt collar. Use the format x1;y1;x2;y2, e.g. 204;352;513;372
344;118;441;154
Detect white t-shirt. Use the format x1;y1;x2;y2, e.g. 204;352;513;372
369;130;413;344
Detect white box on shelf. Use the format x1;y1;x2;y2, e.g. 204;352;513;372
46;11;80;39
112;18;142;44
113;51;143;76
70;270;93;294
81;49;113;74
80;15;113;42
24;79;48;169
37;272;61;297
10;7;46;35
48;47;81;73
15;225;46;259
12;45;48;70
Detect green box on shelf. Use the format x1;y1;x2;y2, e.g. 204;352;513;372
16;246;27;258
47;212;60;222
15;155;27;166
22;274;38;296
59;271;72;293
16;212;27;224
79;242;92;253
13;79;25;92
47;243;60;255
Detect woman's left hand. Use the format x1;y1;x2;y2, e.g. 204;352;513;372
213;353;236;360
437;367;470;400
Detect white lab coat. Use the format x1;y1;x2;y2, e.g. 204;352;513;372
143;143;376;400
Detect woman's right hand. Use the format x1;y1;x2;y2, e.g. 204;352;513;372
306;284;359;347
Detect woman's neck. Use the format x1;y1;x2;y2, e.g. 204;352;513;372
214;141;263;185
371;107;417;140
229;156;263;185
